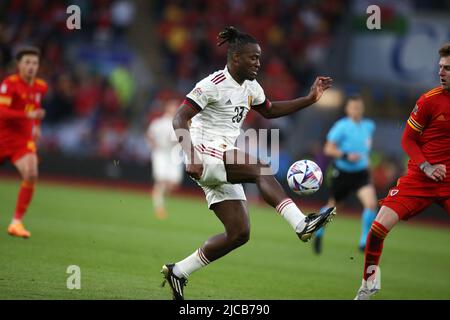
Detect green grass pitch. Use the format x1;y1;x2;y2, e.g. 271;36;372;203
0;179;449;300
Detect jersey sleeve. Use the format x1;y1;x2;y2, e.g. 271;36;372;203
0;79;14;108
406;95;431;133
327;120;344;144
0;79;28;119
41;81;49;96
251;81;266;106
186;77;219;110
149;118;163;141
34;80;49;126
147;122;155;139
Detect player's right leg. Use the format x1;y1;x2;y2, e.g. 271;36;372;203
355;177;439;299
8;152;38;238
161;199;250;300
224;149;335;242
152;181;167;219
354;205;398;300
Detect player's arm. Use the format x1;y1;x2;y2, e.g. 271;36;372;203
32;81;48;141
146;125;156;150
0;105;45;121
253;76;332;119
172;98;203;180
323;141;360;162
401;124;446;181
32;113;43;141
0;80;45;121
32;108;42;141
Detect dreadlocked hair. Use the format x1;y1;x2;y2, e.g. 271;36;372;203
217;26;258;58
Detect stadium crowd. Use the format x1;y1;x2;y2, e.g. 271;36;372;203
1;0;449;194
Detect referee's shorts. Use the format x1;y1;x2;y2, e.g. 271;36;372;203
329;164;371;202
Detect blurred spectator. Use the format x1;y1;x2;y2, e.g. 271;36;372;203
0;24;12;71
1;0;448;171
74;73;102;117
111;0;135;38
45;74;75;123
109;66;135;109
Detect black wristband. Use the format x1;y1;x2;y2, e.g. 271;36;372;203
341;153;349;160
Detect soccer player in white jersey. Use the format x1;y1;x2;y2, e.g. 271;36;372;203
161;26;336;300
146;99;183;219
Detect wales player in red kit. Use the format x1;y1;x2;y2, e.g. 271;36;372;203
355;44;450;299
0;47;47;238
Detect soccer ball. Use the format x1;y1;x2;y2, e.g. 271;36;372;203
287;160;323;196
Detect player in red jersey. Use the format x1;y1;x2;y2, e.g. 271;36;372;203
354;43;450;299
0;46;47;238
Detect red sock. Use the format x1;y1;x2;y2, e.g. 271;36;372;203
363;221;389;280
14;181;35;221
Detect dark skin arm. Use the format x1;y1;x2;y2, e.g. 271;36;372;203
173;77;332;179
253;76;333;118
172;103;203;180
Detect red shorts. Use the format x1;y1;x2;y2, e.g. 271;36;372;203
0;140;37;164
380;174;450;220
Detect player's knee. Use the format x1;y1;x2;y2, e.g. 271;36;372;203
246;164;268;179
256;173;275;186
23;170;38;182
229;227;250;247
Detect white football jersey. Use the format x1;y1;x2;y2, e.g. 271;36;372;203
147;115;178;153
186;66;266;147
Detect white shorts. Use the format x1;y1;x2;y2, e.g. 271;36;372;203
202;183;246;208
152;152;183;184
192;141;247;208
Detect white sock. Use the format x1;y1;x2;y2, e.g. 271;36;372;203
173;248;210;278
152;188;164;209
276;199;306;233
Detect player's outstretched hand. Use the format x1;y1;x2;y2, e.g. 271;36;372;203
27;109;46;120
186;163;204;181
308;76;333;103
422;162;446;181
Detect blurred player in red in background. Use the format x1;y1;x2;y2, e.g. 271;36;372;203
0;46;47;238
355;43;450;300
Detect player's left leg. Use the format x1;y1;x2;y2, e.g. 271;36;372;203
8;153;38;238
152;180;167;219
356;184;378;251
162;199;250;300
224;149;335;242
